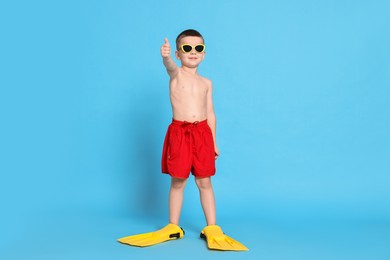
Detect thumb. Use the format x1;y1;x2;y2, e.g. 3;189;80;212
164;38;170;45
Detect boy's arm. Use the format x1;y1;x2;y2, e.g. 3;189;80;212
161;38;179;78
206;80;219;159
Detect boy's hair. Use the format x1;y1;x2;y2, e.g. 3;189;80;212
176;29;204;50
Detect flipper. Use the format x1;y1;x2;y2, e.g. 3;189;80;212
200;225;249;251
118;223;185;247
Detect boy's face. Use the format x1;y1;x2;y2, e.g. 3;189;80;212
175;36;205;68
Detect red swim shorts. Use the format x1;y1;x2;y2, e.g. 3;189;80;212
161;119;216;179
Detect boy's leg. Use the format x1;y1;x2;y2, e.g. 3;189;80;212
195;177;216;226
169;177;188;225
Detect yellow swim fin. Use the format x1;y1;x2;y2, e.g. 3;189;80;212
200;225;249;251
118;223;185;247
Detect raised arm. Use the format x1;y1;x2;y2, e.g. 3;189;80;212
161;38;179;78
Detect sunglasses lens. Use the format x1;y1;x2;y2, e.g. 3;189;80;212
182;45;192;53
195;45;204;52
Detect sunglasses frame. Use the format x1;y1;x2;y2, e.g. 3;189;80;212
180;44;206;53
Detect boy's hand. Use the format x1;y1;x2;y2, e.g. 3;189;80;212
161;37;178;77
215;146;220;160
161;38;171;58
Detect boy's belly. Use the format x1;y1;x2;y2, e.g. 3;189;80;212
171;101;207;122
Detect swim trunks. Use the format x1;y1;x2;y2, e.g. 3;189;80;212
162;119;216;179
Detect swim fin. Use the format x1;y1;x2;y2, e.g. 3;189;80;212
118;223;185;247
200;225;249;251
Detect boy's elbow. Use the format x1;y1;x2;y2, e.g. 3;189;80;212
167;66;178;77
207;111;216;120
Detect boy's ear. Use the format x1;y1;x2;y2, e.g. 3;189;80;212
175;50;180;60
200;51;205;61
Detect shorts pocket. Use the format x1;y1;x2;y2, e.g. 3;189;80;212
168;127;182;159
202;126;215;154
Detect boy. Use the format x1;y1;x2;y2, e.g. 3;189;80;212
118;29;248;251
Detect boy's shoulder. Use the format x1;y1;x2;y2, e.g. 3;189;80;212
199;75;212;86
175;68;212;86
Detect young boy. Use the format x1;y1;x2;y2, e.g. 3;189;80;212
118;29;248;251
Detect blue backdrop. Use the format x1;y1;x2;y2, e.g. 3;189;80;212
1;0;389;259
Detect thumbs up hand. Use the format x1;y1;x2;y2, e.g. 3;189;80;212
161;38;171;58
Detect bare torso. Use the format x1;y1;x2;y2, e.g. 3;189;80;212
169;68;210;122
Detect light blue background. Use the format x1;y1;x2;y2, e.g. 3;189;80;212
1;0;389;259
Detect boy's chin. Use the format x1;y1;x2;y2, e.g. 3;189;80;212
182;62;200;69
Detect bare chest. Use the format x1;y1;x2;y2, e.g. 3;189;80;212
171;76;208;98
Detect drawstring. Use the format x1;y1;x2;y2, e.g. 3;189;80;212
182;121;199;143
182;121;199;126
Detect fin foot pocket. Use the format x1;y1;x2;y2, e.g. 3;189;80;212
200;225;249;251
118;223;185;247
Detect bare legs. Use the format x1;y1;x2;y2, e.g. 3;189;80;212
169;176;216;226
169;178;187;225
195;177;216;226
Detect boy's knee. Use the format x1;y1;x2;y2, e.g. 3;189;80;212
171;178;187;189
195;177;212;190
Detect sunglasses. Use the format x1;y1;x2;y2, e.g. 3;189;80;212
180;44;205;53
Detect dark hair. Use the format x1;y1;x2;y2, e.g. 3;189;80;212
176;29;204;50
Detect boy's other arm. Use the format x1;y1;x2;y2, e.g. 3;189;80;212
206;80;219;159
161;38;178;78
